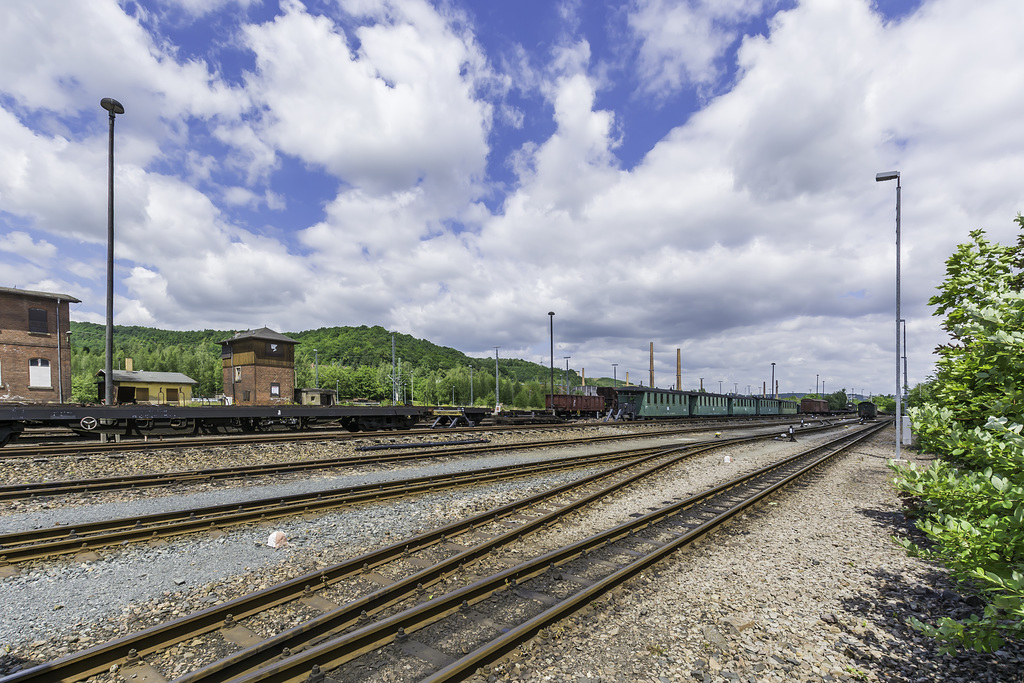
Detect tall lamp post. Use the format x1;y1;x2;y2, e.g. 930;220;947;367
100;97;124;406
548;312;555;404
877;169;902;457
612;363;617;388
313;349;319;388
770;362;776;400
564;356;571;394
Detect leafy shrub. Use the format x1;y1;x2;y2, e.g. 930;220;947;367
890;217;1024;653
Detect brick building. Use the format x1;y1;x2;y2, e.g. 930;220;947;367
0;286;80;404
219;327;297;404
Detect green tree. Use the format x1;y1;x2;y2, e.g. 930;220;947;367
891;216;1024;654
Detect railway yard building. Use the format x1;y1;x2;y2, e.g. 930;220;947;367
0;286;80;404
95;360;197;405
219;327;297;405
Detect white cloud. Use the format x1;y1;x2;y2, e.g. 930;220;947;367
242;0;493;211
2;0;1023;400
0;230;57;263
0;1;248;121
628;0;766;94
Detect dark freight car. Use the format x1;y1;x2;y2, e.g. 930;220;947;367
857;402;878;419
545;394;606;418
800;398;830;414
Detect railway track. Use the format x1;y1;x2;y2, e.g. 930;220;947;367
0;415;812;458
0;420;847;501
0;440;707;566
0;421;885;683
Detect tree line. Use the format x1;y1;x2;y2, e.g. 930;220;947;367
66;322;571;408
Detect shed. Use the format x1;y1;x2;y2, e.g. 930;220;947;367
96;369;197;405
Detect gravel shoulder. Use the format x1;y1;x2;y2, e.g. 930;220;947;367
493;426;1024;683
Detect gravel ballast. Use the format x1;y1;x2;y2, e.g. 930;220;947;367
1;424;1021;682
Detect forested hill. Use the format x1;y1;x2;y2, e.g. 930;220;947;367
67;321;557;404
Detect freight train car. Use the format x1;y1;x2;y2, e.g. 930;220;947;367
800;398;830;414
545;393;606;418
857;402;878;419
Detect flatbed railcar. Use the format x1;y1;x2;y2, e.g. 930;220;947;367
0;403;490;446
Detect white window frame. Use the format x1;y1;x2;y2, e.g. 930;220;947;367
29;358;51;388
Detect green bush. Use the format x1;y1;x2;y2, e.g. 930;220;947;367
890;217;1024;653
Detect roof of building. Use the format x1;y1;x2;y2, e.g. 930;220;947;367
218;327;298;345
97;370;197;385
0;286;81;303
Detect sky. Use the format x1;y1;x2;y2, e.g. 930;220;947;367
2;0;1022;399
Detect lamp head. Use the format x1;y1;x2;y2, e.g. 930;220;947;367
875;170;899;182
100;98;125;115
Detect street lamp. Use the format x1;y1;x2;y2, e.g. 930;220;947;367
877;169;903;457
564;356;571;395
548;312;555;404
816;373;819;396
100;97;124;406
718;380;723;394
313;348;319;388
612;363;617;388
770;362;776;399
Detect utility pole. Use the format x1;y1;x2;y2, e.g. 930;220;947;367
494;347;500;409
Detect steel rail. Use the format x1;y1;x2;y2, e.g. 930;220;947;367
0;423;845;559
422;421;891;682
0;432;670;501
0;433;750;683
212;422;888;683
0;420;844;501
169;437;742;683
0;415;820;459
0;442;692;564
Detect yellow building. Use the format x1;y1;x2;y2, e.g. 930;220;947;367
96;369;197;405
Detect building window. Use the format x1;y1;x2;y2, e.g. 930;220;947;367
136;388;150;402
29;308;48;333
270;383;280;397
166;388;179;403
29;358;51;387
242;390;251;402
266;342;283;357
234;366;242;383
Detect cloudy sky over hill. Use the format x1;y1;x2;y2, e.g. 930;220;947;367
1;0;1022;397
